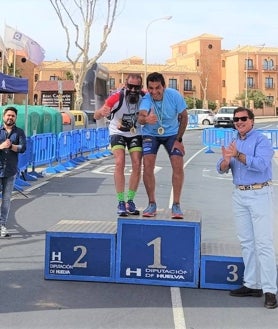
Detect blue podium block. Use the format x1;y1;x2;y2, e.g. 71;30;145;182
200;242;244;290
45;220;117;282
115;209;201;287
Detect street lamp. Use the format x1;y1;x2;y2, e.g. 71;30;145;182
144;16;172;88
244;43;265;107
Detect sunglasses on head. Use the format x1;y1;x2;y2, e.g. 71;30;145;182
233;116;249;122
127;83;141;91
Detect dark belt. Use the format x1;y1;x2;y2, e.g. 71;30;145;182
236;181;271;190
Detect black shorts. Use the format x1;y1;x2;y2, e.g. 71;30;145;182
110;134;142;153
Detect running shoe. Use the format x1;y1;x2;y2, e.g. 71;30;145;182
117;201;128;217
126;200;140;215
0;224;11;238
171;203;184;219
143;203;157;217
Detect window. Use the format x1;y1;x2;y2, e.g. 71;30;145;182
266;95;274;105
184;79;192;91
34;94;38;105
222;80;225;87
247;77;254;88
34;74;39;82
169;79;177;89
263;59;274;70
108;78;115;90
222;60;225;68
265;77;274;89
245;58;253;70
50;75;58;81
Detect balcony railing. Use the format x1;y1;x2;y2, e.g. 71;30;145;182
262;65;278;71
245;65;257;71
265;84;275;89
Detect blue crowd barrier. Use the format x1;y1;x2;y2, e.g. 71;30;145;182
202;128;237;153
70;129;85;163
54;131;74;172
202;128;278;153
257;129;278;150
16;127;111;185
94;128;113;157
31;133;57;174
188;114;199;128
12;126;278;194
15;138;35;191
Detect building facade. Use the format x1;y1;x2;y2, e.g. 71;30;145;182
1;33;278;115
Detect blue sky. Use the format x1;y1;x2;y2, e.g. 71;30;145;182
1;0;277;64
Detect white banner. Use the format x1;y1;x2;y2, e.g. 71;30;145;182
4;25;27;50
4;25;45;65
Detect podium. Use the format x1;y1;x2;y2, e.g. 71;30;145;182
115;209;201;287
44;210;245;290
45;220;117;282
200;242;244;290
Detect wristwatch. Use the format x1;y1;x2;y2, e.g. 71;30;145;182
176;137;182;142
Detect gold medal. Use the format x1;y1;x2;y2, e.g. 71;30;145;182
130;126;136;134
158;127;165;135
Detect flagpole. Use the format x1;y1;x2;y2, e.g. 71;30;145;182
0;52;4;105
12;48;16;103
1;54;3;73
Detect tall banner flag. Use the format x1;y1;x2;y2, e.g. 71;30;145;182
4;25;45;65
0;35;6;59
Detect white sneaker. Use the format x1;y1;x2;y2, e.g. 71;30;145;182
0;225;11;237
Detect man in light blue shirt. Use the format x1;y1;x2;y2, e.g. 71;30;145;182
138;72;188;219
217;107;277;309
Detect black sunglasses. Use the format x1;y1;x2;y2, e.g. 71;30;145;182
127;83;141;91
233;116;249;122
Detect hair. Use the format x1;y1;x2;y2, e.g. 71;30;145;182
233;107;254;120
3;106;18;116
126;73;143;85
146;72;166;87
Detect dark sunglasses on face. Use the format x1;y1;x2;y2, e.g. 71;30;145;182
233;116;249;122
127;83;142;91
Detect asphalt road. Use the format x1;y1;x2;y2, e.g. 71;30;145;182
1;121;278;329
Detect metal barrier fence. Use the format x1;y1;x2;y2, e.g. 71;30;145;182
188;114;199;128
202;128;278;153
15;126;278;191
16;127;111;188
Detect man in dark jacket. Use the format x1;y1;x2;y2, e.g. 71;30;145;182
0;106;26;237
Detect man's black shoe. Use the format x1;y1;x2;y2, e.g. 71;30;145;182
229;285;263;297
264;293;277;309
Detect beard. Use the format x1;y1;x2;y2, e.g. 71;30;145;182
126;91;140;104
4;119;15;127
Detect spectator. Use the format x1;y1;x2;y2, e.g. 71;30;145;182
0;107;26;238
216;107;277;309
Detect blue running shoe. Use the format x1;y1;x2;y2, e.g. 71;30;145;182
117;201;128;216
126;200;140;215
171;203;183;219
143;202;157;217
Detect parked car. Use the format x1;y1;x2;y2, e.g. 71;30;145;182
213;106;237;128
187;109;215;125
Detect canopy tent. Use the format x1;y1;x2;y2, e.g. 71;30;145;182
0;72;29;133
0;72;28;94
